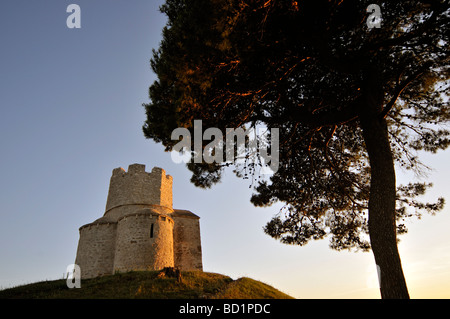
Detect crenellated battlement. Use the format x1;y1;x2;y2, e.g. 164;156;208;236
105;164;173;214
111;164;172;181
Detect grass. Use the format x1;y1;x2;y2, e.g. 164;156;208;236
0;271;294;299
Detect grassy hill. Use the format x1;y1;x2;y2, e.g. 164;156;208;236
0;270;294;299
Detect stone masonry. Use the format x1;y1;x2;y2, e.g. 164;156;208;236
75;164;203;278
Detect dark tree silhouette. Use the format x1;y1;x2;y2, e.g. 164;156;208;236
143;0;449;298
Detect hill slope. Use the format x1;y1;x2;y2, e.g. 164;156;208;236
0;271;294;299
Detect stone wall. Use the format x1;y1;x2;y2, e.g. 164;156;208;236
113;209;174;273
75;221;116;278
172;210;203;271
104;203;172;224
105;164;173;214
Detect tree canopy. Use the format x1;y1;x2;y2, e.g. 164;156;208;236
143;0;450;298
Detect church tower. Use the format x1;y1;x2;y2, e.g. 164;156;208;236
75;164;202;279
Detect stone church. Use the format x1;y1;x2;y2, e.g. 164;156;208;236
75;164;202;278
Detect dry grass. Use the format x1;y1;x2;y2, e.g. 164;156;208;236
0;271;294;299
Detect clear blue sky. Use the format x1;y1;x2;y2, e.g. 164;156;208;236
1;0;449;298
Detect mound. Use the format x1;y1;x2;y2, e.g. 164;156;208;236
0;270;293;299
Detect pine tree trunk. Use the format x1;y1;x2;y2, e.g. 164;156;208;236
359;70;410;299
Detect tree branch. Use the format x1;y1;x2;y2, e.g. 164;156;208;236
380;61;434;119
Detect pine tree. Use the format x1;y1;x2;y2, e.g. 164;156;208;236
143;0;450;298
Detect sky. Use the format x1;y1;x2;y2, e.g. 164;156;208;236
0;0;449;299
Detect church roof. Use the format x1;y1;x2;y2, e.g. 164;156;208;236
172;209;200;219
